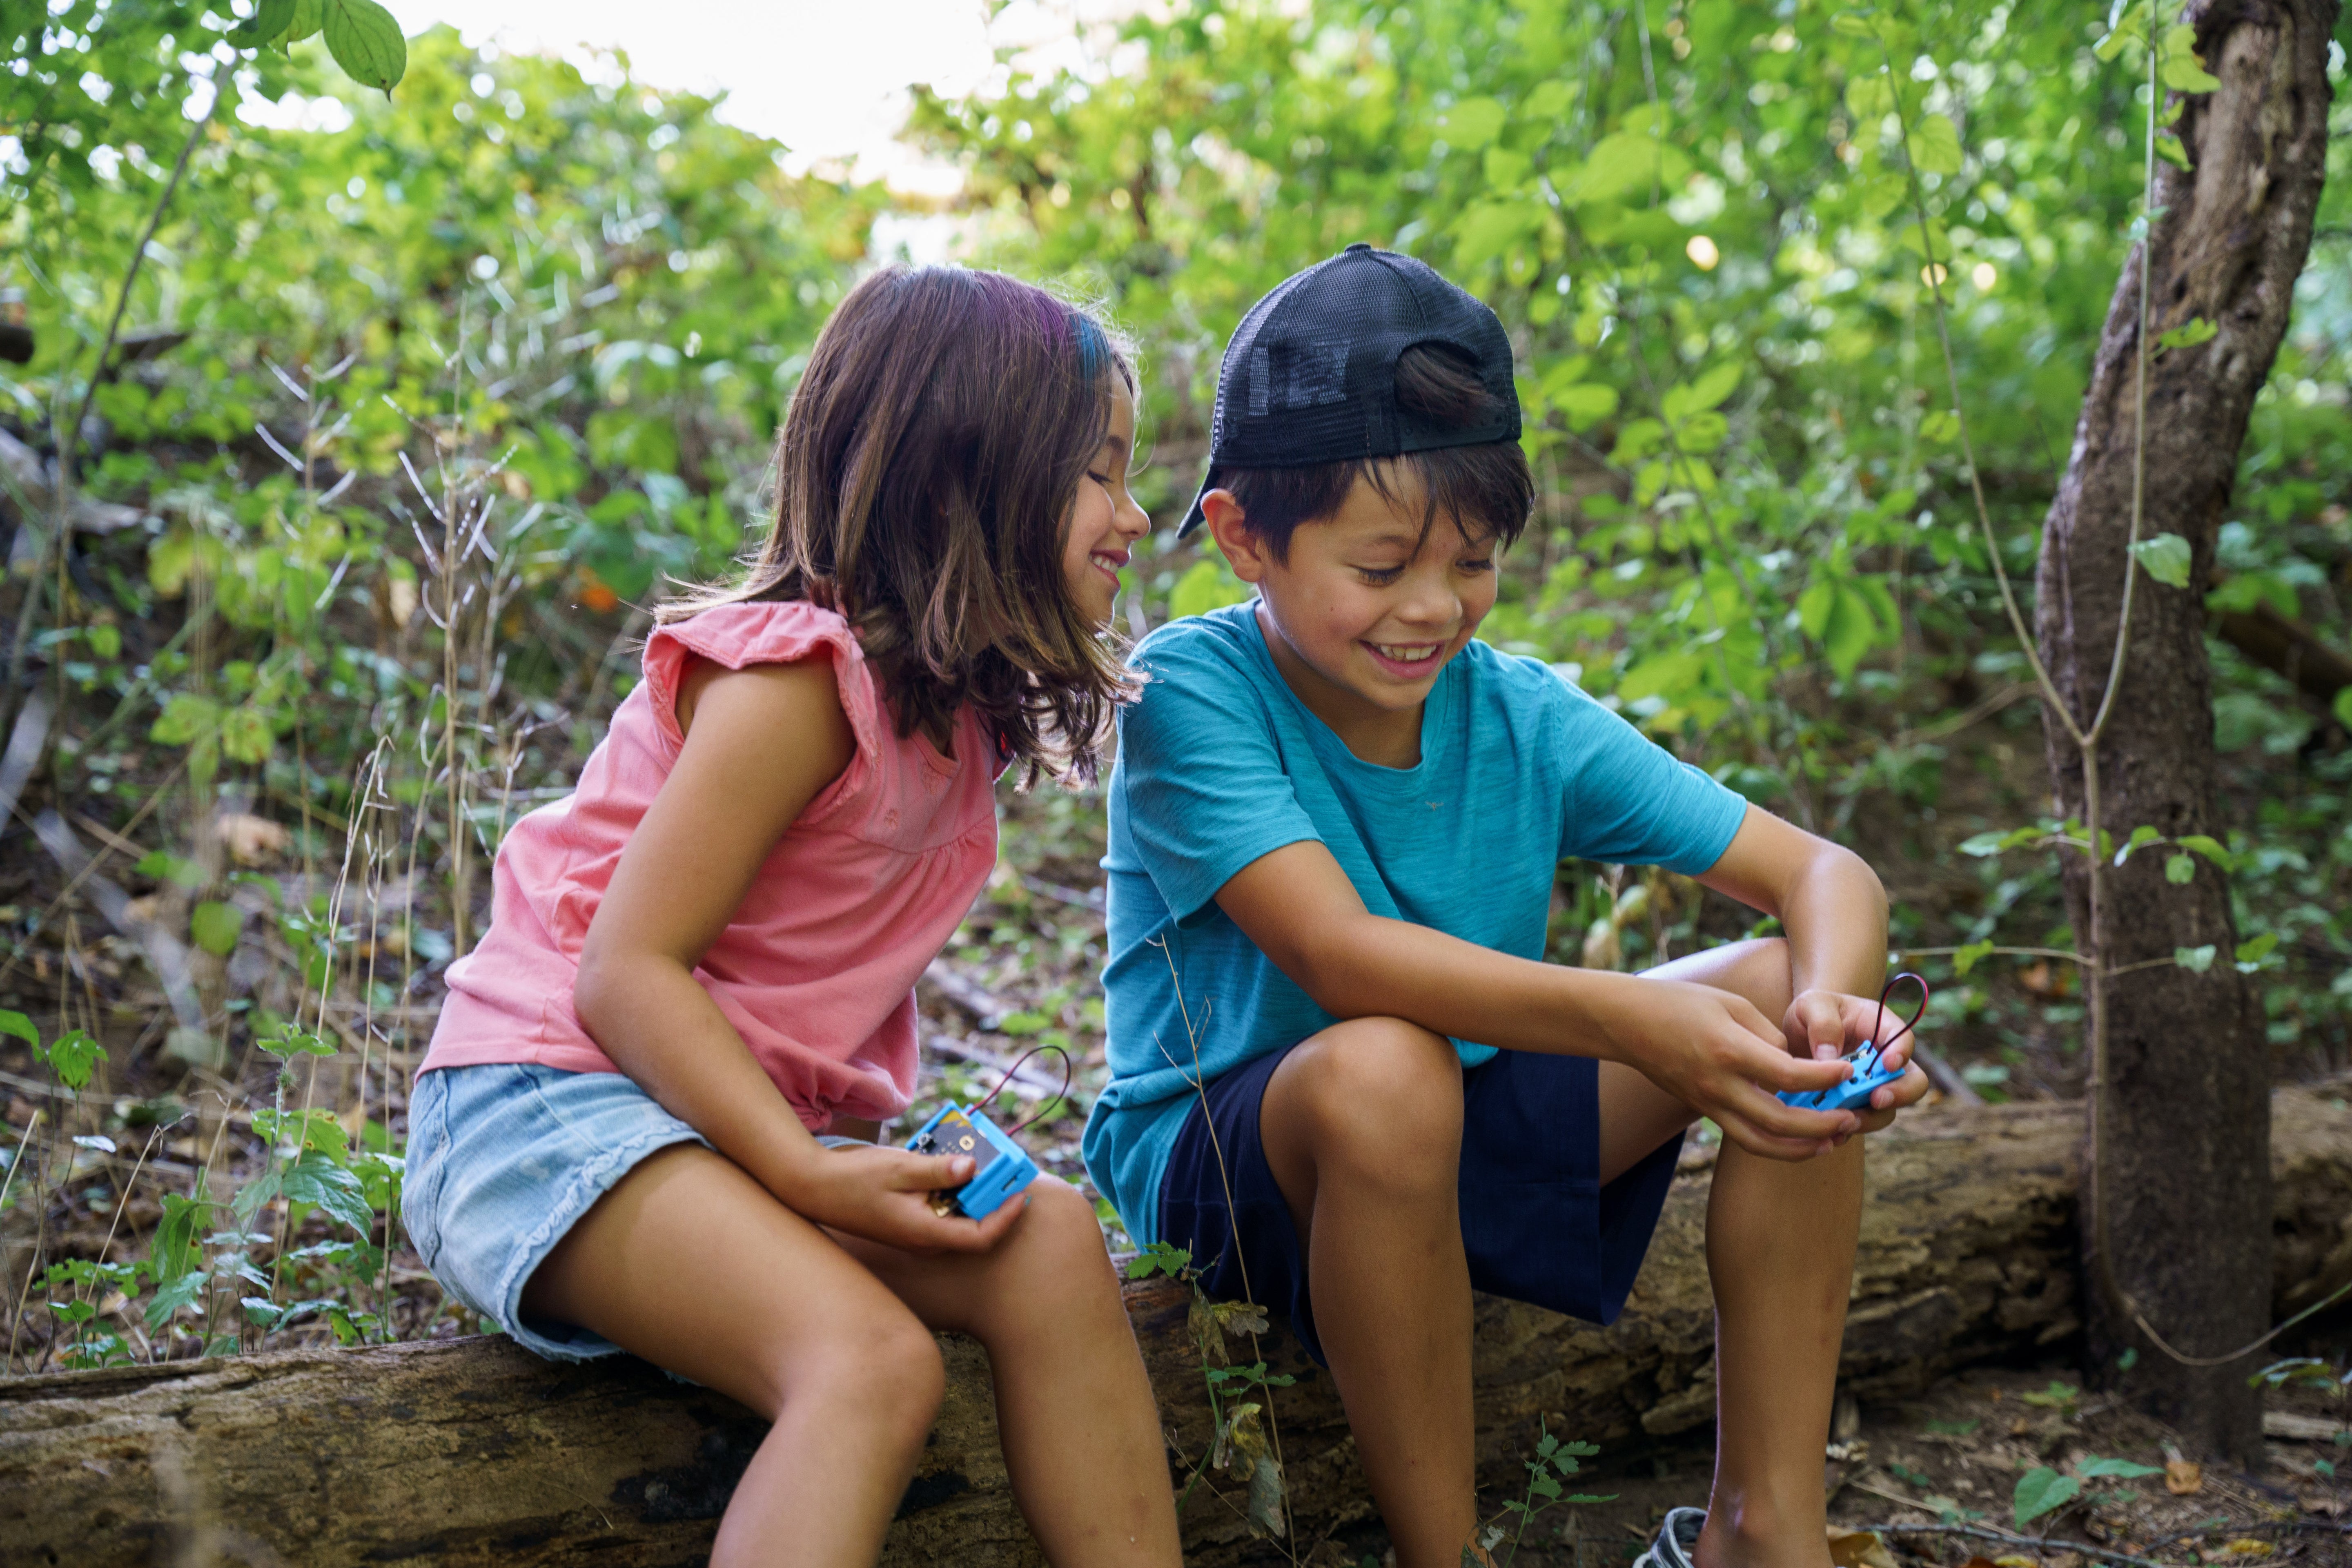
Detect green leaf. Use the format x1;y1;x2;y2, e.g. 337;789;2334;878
41;1029;105;1091
321;0;407;92
259;1029;337;1060
1436;96;1507;149
2161;51;2221;92
2174;944;2218;973
1951;938;1996;976
1831;12;1882;39
2334;687;2352;731
2165;852;2196;884
1576;130;1683;205
284;0;323;41
283;1149;374;1234
1617;650;1706;705
2114;824;2163;864
2129;532;2192;589
2156;131;2191;169
1918;409;1959;442
2156;316;2218;351
220;706;275;765
151;693;222;748
1551;383;1619;430
2013;1467;2081;1526
0;1010;37;1049
1910;114;1964;175
1453;198;1545;271
1168;559;1251;621
1522;80;1576;120
1845;74;1894;122
1661;363;1742;421
190;901;244;958
2234;931;2279;967
227;0;296;45
2176;834;2234;870
2076;1456;2164;1479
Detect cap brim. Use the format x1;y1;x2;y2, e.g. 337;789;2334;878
1175;469;1217;540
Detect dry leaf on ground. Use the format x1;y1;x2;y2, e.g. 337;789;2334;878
217;811;291;864
2166;1457;2204;1495
1826;1527;1897;1568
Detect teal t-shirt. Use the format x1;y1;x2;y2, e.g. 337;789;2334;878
1079;602;1751;1245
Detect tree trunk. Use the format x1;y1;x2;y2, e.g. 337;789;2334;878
3;1091;2348;1568
2032;0;2338;1461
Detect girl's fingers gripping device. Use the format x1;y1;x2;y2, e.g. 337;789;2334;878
1777;972;1929;1114
904;1105;1038;1219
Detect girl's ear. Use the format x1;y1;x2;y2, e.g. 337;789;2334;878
1202;490;1272;583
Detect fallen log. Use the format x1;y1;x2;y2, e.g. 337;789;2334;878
1;1088;2344;1568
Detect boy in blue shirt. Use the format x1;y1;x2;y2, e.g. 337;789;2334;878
1083;245;1929;1568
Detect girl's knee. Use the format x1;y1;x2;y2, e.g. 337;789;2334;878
769;1302;943;1430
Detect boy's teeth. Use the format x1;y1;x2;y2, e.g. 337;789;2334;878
1372;643;1439;661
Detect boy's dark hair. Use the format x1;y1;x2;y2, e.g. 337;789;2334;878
661;265;1137;782
1213;343;1534;561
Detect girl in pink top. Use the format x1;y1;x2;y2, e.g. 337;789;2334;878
403;267;1175;1568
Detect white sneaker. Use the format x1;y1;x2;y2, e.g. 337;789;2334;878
1633;1508;1705;1568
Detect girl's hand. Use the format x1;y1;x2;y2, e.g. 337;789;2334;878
1604;978;1861;1160
791;1144;1029;1254
1783;987;1933;1135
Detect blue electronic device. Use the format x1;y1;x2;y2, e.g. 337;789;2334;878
904;1104;1038;1220
1777;972;1928;1114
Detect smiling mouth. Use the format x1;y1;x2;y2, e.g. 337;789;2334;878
1089;551;1127;586
1362;639;1445;673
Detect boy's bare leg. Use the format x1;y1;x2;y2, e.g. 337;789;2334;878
1258;1016;1479;1568
840;1179;1184;1567
1599;938;1857;1568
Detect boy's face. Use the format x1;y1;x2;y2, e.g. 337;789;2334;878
1205;471;1499;725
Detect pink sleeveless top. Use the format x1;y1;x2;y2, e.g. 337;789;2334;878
420;601;1000;1131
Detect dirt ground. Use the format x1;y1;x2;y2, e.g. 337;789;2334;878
1275;1361;2352;1568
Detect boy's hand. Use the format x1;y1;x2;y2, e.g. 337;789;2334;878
1612;979;1864;1160
790;1145;1027;1254
1784;987;1932;1134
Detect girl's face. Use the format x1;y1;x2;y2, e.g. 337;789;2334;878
1060;385;1149;629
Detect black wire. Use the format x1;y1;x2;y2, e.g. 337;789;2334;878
967;1043;1074;1136
1872;971;1930;1053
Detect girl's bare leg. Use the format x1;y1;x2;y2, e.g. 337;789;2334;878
523;1143;947;1568
1598;938;1857;1568
840;1178;1183;1567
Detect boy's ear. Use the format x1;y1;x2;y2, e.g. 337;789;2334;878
1202;490;1272;583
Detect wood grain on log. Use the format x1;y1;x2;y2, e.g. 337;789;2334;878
2;1089;2344;1568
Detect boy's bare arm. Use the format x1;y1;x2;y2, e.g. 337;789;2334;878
1212;810;1912;1160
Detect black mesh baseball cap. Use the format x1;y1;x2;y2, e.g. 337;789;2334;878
1177;242;1521;538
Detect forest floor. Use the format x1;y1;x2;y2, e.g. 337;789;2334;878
0;791;2347;1568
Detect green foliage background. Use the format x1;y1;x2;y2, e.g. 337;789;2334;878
1;0;2348;1360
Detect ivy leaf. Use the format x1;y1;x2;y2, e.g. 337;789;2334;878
321;0;407;93
2174;944;2218;973
2160;48;2221;93
1910;114;1964;175
2176;834;2234;871
2129;532;2192;588
2165;852;2196;884
2234;931;2279;970
2013;1467;2081;1526
41;1029;105;1091
2114;824;2163;865
2077;1456;2165;1479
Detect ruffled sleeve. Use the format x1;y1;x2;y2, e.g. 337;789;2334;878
639;601;886;825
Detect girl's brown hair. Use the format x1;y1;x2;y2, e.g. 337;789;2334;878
661;266;1137;781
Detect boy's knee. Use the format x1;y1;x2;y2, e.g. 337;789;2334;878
1283;1016;1462;1174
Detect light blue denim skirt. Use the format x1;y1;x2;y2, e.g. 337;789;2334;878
402;1062;717;1362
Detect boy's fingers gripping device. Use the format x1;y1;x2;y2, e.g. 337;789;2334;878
901;1045;1070;1221
1777;972;1928;1113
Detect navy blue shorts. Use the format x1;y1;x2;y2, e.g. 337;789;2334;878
1156;1042;1684;1367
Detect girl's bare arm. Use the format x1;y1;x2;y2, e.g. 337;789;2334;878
573;656;1017;1253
